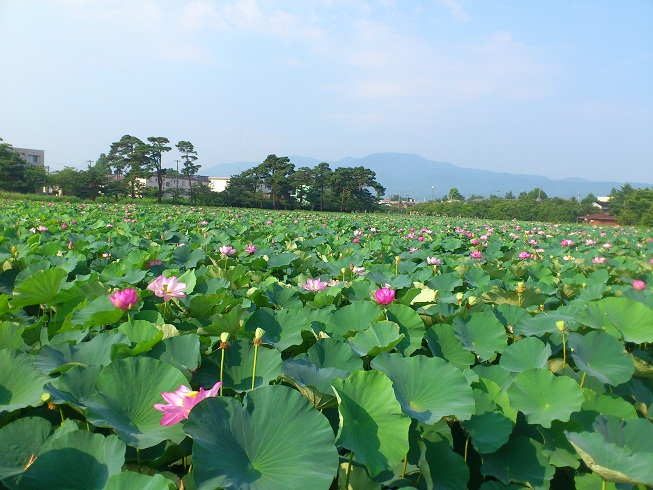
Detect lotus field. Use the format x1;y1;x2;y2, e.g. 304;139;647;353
2;199;653;490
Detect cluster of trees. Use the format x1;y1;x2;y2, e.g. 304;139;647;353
608;184;653;226
210;155;385;212
35;135;200;203
413;188;606;223
0;139;47;193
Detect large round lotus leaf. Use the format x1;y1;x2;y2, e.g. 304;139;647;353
147;334;201;376
371;353;474;423
18;431;125;490
84;357;188;449
581;297;653;343
281;359;349;409
567;331;634;386
499;337;551;373
0;417;53;485
326;301;382;337
424;323;475;370
0;349;49;415
474;378;518;423
331;370;411;477
295;338;362;373
537;421;581;469
572;390;638;431
348;321;404;356
44;364;102;409
245;307;310;351
104;472;176;490
462;411;514;454
386;303;426;355
193;339;282;393
507;368;584;428
33;332;130;374
418;438;470;490
481;436;555;488
565;415;653;486
453;311;508;361
185;385;338;490
10;267;68;308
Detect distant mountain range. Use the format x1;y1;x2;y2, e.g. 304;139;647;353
202;152;651;201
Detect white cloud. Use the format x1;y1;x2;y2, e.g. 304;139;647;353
438;0;470;22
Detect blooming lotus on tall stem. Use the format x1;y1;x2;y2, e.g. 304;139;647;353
218;332;230;396
219;245;237;269
302;278;328;292
153;381;222;426
374;284;395;319
147;275;186;319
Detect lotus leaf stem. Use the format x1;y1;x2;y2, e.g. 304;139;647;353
220;348;226;396
464;435;470;462
401;452;408;478
345;451;354;489
580;371;587;388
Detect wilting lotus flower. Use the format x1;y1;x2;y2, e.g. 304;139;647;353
374;285;395;305
351;266;366;276
303;278;328;291
633;280;646;291
110;288;138;311
147;275;187;302
219;245;237;256
154;382;222;426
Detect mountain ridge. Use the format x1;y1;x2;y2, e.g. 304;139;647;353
202;152;651;201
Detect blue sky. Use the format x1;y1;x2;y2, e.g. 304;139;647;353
1;0;652;184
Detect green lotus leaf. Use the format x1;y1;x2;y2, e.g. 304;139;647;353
567;331;635;385
185;385;338;490
260;282;302;309
565;415;653;486
453;311;508;361
146;334;201;376
326;301;382;337
418;437;470;490
44;364;102;409
371;353;475;423
34;332;130;374
507;368;584;428
11;267;68;309
18;431;125;490
481;436;555;488
84;357;188;449
104;472;176;490
0;417;54;484
337;460;382;490
499;337;551;373
574;473;619;490
266;251;299;269
474;377;518;422
0;322;26;350
68;294;126;328
193;339;282;393
0;349;49;415
425;323;476;370
473;365;514;390
295;338;362;373
537;421;581;469
281;359;349;409
331;370;411;477
172;245;205;269
572;390;639;431
428;272;463;293
385;303;426;355
245;307;310;351
347;321;404;356
461;411;514;454
581;297;653;343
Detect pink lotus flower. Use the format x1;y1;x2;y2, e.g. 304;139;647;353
351;266;366;276
145;259;162;269
147;275;187;302
219;245;237;256
470;251;483;260
426;257;441;266
302;278;328;291
518;251;531;259
560;239;574;247
374;285;395;305
592;256;606;264
154;382;222;426
633;280;646;291
245;244;257;254
110;288;138;311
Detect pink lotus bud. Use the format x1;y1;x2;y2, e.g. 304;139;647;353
374;286;395;305
633;280;646;291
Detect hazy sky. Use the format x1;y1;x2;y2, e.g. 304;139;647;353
1;0;652;183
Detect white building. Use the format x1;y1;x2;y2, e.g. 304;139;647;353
12;147;45;168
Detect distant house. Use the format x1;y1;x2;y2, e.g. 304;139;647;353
208;177;230;193
577;213;618;226
12;147;45;168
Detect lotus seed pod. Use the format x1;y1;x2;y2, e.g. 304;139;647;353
254;327;265;340
220;332;230;343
